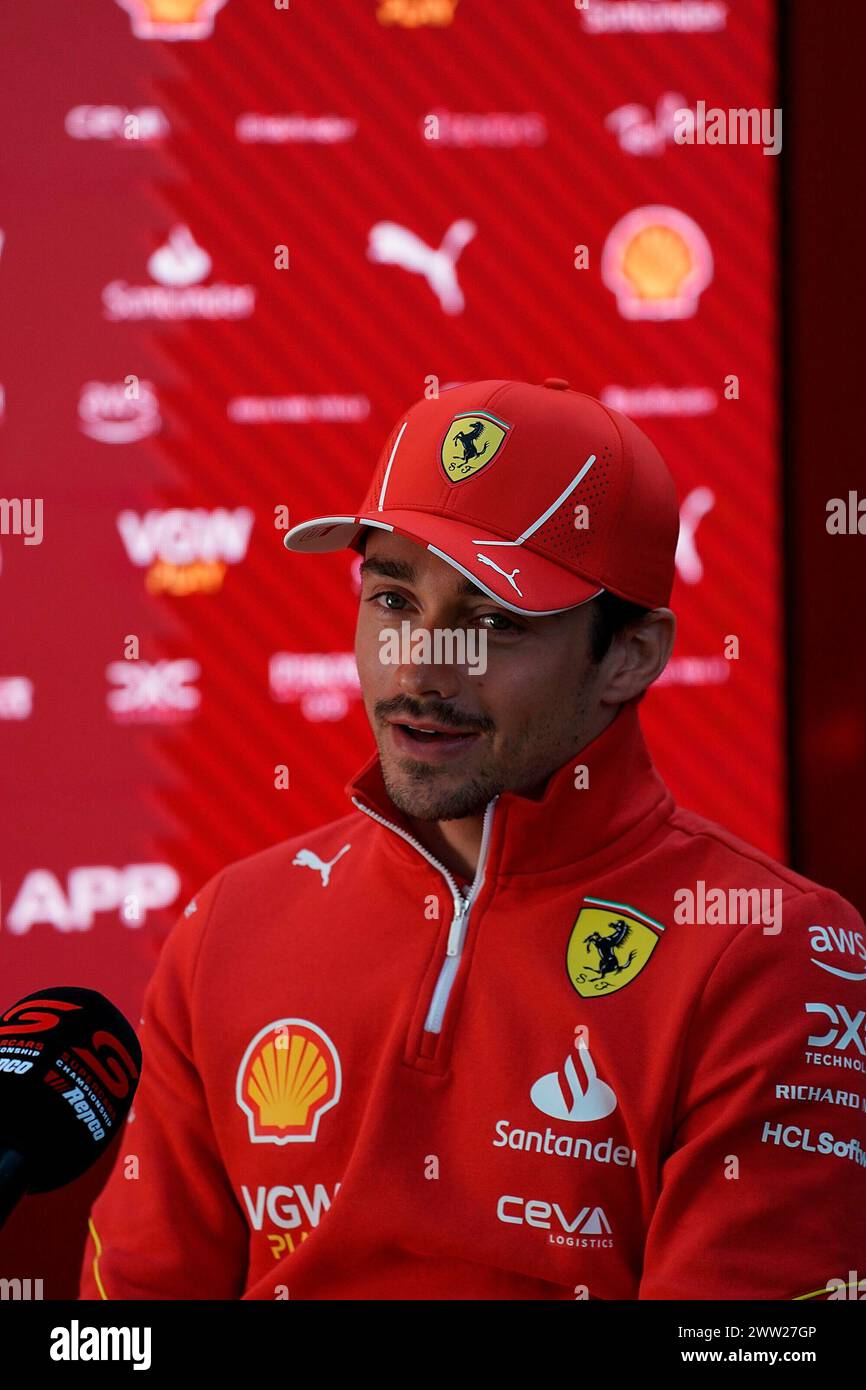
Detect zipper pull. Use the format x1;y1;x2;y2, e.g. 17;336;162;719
445;895;469;957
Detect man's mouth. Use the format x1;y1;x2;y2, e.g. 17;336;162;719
386;720;482;759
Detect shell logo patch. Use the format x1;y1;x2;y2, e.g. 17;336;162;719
439;410;511;484
566;897;665;999
236;1018;341;1145
601;205;713;321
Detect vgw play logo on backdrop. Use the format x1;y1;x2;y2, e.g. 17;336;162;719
116;506;254;595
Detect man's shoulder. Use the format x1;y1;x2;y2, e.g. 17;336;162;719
202;805;373;908
667;804;862;922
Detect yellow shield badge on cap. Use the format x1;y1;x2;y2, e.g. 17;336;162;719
440;410;511;484
566;896;665;999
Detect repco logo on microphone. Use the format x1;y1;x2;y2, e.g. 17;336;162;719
57;1086;106;1142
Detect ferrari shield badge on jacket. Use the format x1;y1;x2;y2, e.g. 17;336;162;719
79;701;866;1300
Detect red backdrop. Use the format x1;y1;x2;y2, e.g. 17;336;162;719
1;0;789;1296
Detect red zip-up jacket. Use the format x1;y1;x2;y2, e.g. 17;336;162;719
78;702;866;1300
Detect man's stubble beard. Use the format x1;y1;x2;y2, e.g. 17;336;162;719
372;680;598;824
379;752;502;823
378;716;582;823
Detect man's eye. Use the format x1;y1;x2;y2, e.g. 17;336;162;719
371;590;407;610
366;593;519;631
477;613;520;633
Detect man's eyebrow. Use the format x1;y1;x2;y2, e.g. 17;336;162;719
359;556;486;598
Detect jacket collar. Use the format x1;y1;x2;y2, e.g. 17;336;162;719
344;699;674;879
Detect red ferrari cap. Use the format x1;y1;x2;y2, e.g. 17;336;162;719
283;378;679;615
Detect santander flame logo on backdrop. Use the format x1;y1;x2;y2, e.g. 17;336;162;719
102;225;255;321
148;224;211;284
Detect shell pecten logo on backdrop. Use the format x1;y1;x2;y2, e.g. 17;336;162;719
236;1020;342;1146
601;206;714;321
115;0;228;42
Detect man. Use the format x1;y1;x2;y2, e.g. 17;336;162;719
80;379;866;1301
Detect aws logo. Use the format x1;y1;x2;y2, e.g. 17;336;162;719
809;923;866;982
236;1019;341;1145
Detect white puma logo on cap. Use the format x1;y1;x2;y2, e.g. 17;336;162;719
475;554;523;595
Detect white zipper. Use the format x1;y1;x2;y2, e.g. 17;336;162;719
350;793;498;1035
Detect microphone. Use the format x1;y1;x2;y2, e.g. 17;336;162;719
0;986;141;1230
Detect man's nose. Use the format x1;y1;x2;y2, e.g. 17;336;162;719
395;624;463;702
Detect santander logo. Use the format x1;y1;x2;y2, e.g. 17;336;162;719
102;224;255;321
530;1032;617;1123
148;224;211;285
491;1029;635;1167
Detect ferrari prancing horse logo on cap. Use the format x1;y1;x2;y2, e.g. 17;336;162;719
566;897;664;998
440;410;511;484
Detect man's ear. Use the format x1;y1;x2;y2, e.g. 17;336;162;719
599;608;676;706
